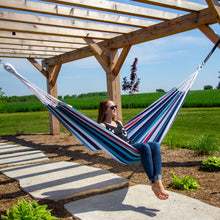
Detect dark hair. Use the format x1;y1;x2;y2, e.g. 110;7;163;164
97;99;110;123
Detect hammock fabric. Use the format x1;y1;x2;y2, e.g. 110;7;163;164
3;62;202;164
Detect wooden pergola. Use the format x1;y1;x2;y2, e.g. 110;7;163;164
0;0;219;134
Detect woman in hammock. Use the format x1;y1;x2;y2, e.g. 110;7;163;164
98;99;169;200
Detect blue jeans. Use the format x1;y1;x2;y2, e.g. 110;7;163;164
133;142;162;184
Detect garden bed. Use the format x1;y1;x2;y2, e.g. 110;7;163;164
0;133;219;219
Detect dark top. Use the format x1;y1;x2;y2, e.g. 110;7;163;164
103;121;133;144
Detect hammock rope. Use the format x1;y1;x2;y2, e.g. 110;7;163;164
2;39;219;164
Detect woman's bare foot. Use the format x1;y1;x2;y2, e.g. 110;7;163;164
151;180;169;200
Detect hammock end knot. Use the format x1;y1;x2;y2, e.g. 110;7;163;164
3;63;16;75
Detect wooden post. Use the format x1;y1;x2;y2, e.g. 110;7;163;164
28;58;62;135
84;38;131;122
106;69;122;121
47;79;60;135
46;64;62;135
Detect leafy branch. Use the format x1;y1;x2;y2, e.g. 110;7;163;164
122;58;140;108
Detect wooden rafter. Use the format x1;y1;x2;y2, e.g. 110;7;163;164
0;10;136;34
132;0;207;12
0;44;71;53
1;0;157;28
39;0;180;21
0;53;52;59
0;38;85;49
0;48;61;56
0;21;118;40
43;7;217;66
0;31;87;44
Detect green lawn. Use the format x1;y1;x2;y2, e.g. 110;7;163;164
0;108;219;150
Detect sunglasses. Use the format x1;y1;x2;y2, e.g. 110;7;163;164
109;105;117;110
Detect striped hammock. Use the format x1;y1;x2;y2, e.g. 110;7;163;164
3;63;201;164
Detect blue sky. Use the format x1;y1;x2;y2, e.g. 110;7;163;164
0;25;219;97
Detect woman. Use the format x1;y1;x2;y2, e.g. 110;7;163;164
98;99;169;200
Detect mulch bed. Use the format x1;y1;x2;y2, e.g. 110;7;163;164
0;133;219;219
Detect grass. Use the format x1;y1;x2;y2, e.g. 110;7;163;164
163;108;220;149
0;108;219;152
0;112;50;135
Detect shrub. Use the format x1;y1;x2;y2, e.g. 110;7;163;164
199;156;220;172
172;174;201;190
1;199;58;220
204;85;213;90
156;89;165;93
190;135;219;156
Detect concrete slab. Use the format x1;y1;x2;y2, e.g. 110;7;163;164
0;150;48;167
0;161;128;201
0;143;34;154
65;185;220;220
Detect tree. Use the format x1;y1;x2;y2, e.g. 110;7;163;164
0;88;5;107
122;58;140;108
204;85;213;90
217;71;220;89
156;89;165;93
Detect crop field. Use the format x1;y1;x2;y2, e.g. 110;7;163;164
0;89;220;113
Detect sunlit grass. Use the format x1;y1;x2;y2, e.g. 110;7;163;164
0;108;219;152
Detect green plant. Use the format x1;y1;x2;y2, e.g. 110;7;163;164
0;88;5;108
1;199;58;220
191;135;219;156
172;174;201;191
165;133;180;149
199;156;220;172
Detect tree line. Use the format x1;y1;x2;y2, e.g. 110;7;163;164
0;90;107;103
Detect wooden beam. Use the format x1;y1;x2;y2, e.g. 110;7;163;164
40;0;180;20
0;53;52;59
27;58;48;78
0;44;71;52
0;21;118;40
206;0;220;23
83;39;128;121
0;10;136;34
0;48;61;56
84;38;109;72
47;64;62;86
0;30;87;44
0;38;84;49
132;0;207;12
105;49;122;122
43;8;217;66
46;64;62;135
199;24;220;49
47;78;60;135
105;8;217;49
1;0;157;28
112;45;131;76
